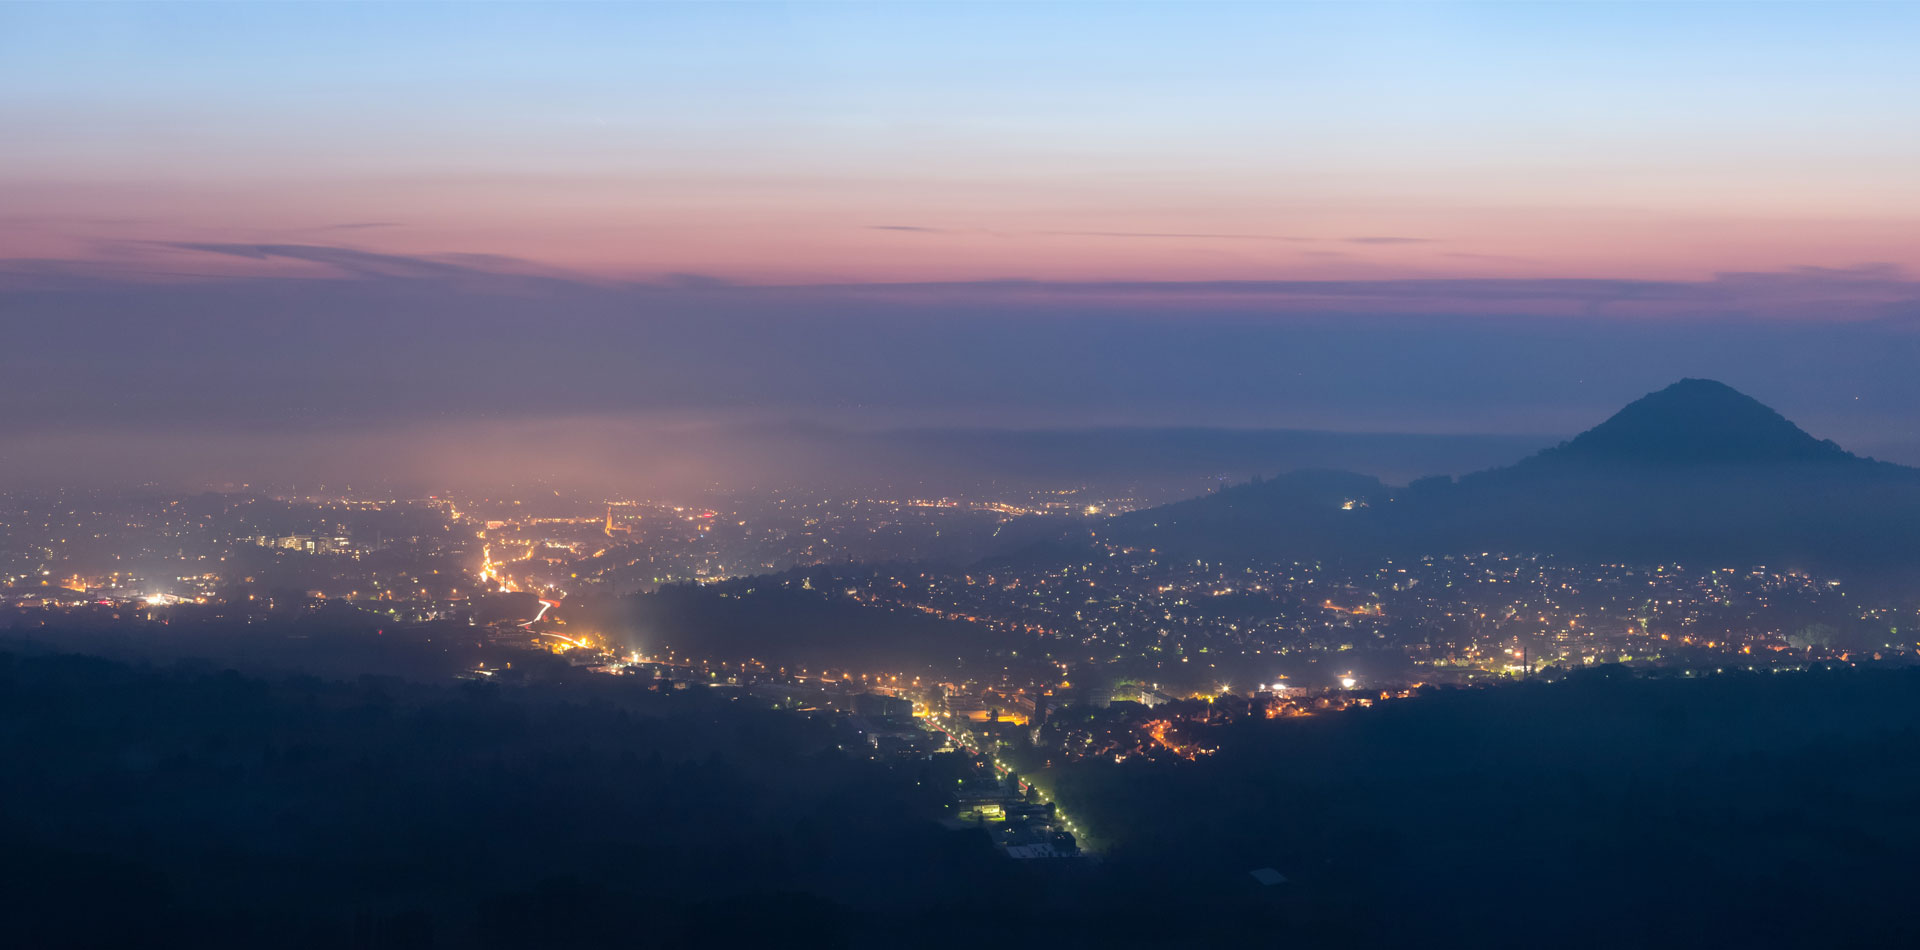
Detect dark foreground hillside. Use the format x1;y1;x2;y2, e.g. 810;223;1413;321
9;642;1920;949
0;647;1015;949
1049;665;1920;948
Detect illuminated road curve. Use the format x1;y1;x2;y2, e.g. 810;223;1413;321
519;598;554;629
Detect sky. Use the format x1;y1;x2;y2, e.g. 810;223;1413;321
3;2;1919;489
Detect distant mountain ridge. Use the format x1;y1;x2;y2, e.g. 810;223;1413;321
1523;378;1855;468
1101;380;1920;571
